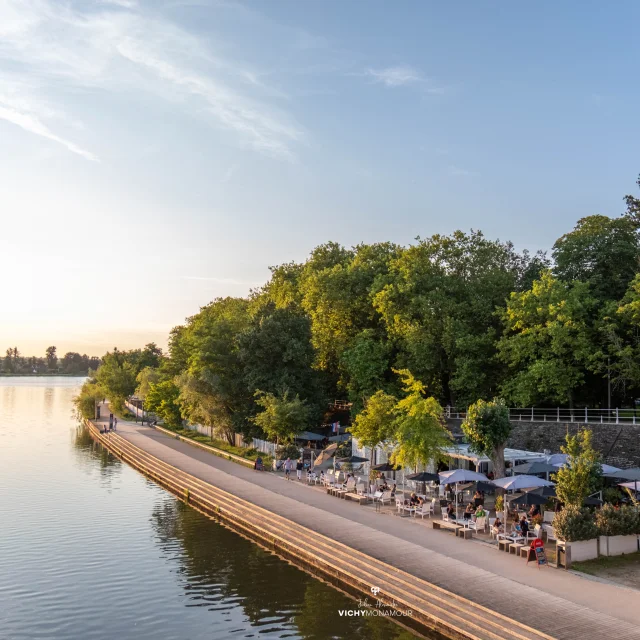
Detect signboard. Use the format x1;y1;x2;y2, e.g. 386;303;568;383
527;539;547;568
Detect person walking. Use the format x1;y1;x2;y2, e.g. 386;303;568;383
113;417;118;431
284;458;292;481
109;413;114;430
296;459;303;481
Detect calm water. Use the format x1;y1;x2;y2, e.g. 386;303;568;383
0;378;421;640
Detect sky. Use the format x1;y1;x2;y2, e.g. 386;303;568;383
1;0;640;357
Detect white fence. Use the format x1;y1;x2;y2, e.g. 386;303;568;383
446;406;640;425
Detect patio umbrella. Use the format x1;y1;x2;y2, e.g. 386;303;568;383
439;469;489;519
583;496;604;506
474;481;495;493
530;485;557;498
508;492;547;507
337;454;369;464
492;475;554;491
492;475;554;526
554;459;620;474
513;461;557;476
606;467;640;497
313;442;338;467
406;471;440;482
546;453;567;466
372;462;401;472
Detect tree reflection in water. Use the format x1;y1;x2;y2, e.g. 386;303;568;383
150;499;424;640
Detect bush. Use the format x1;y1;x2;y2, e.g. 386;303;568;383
277;443;301;460
596;504;639;536
531;514;543;528
553;506;598;542
494;495;504;512
603;487;623;506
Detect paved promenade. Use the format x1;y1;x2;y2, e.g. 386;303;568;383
97;407;640;639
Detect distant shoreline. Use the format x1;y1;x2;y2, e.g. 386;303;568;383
0;373;88;377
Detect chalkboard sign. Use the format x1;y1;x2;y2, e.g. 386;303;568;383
527;539;547;569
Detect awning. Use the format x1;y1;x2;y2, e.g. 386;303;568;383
328;433;350;442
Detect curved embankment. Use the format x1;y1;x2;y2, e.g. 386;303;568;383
86;420;552;640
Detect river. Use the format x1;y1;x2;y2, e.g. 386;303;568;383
0;377;422;640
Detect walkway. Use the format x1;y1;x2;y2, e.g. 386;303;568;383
96;406;640;639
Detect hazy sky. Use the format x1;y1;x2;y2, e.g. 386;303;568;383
2;1;639;357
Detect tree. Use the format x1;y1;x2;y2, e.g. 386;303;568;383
374;231;527;407
135;366;161;400
389;369;451;470
95;351;138;409
623;174;640;227
252;389;309;445
45;346;57;370
498;271;597;406
146;379;183;428
554;429;602;508
461;398;511;480
238;305;325;427
553;214;640;303
599;274;640;397
73;379;104;420
177;297;252;441
348;390;397;467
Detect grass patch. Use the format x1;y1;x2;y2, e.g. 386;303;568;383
160;424;273;468
573;551;640;576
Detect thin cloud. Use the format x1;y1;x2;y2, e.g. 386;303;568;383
366;66;422;87
0;0;303;161
0;100;98;161
364;66;446;94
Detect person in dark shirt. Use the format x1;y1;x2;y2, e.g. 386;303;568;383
296;459;303;481
446;502;456;520
528;504;540;518
520;516;530;537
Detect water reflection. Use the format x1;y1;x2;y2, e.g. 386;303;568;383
150;499;421;640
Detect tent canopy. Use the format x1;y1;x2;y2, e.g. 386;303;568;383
296;431;325;441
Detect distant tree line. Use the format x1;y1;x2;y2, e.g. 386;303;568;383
76;176;640;460
2;346;101;375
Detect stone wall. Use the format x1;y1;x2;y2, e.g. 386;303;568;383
446;418;640;468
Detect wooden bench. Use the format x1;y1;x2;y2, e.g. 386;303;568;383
456;527;474;540
520;546;529;559
345;493;368;504
433;520;461;534
510;543;524;556
498;539;512;552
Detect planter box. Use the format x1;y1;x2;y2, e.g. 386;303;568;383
566;538;599;562
599;535;639;557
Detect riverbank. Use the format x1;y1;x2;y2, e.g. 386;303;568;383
87;406;640;640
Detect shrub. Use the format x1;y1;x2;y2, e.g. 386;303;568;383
603;487;623;506
277;443;301;460
596;504;640;536
531;514;543;528
553;506;598;542
494;495;504;512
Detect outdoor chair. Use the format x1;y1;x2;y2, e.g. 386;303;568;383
375;490;393;510
466;516;486;532
543;510;555;523
415;501;434;519
545;526;557;543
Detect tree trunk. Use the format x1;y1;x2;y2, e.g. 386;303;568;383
491;444;506;480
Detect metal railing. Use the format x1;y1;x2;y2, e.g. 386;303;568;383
445;406;640;425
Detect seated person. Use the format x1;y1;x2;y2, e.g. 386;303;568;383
520;516;530;537
473;490;484;507
407;492;421;506
492;517;503;534
475;504;486;518
390;483;397;496
464;503;475;520
446;502;456;520
528;504;540;518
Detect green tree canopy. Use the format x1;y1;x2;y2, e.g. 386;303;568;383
389;369;451;470
348;389;397;464
554;429;602;508
498;271;597;406
461;398;511;480
374;230;528;407
145;379;183;429
553;214;640;302
252;389;310;445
